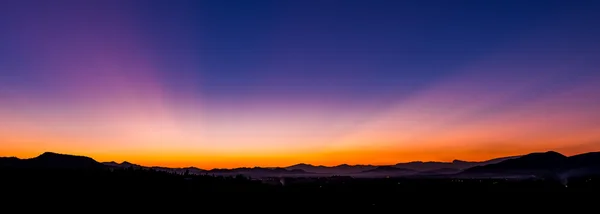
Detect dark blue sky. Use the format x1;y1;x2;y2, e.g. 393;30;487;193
2;0;599;104
127;0;600;103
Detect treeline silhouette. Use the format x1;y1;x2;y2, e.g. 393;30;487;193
1;166;599;209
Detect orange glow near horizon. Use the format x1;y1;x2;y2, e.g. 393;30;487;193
2;58;600;169
2;51;600;169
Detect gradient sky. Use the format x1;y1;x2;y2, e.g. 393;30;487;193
1;0;600;168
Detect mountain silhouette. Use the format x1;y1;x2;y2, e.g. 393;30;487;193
207;167;308;177
558;152;600;178
103;161;207;175
0;151;521;177
417;168;462;175
394;156;520;171
458;151;600;180
285;156;520;175
102;159;306;176
565;152;600;168
2;151;599;179
363;166;415;173
463;151;567;175
0;152;104;169
355;166;418;177
103;161;143;169
0;157;22;167
285;163;376;174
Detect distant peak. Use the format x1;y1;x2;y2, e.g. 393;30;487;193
525;151;566;158
289;163;313;167
37;152;79;159
39;152;60;156
365;165;414;172
29;152;102;169
544;151;564;155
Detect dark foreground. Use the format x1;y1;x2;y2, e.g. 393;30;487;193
1;168;598;211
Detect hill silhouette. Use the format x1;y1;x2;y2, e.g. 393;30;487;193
3;149;600;209
363;166;416;173
464;151;566;173
284;156;520;175
394;156;520;171
285;163;377;174
0;152;104;169
103;161;207;175
460;151;600;179
2;151;600;179
103;161;143;169
565;152;600;168
356;166;418;177
416;168;462;175
3;150;600;209
101;159;307;176
3;158;599;209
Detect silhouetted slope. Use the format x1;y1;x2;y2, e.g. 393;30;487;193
565;152;600;168
363;166;415;173
103;161;207;175
559;152;600;178
0;157;21;167
479;156;523;165
208;167;308;177
395;160;466;171
4;164;599;209
394;156;520;171
464;151;567;174
284;156;521;174
102;161;120;167
33;152;105;169
102;161;143;169
181;167;206;174
285;163;376;174
458;151;600;180
102;160;305;176
3;151;599;179
417;168;462;175
0;152;104;169
289;169;307;173
356;166;418;177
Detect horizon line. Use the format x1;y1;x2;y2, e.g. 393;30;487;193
5;150;592;170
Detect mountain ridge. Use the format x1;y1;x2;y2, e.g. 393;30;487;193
459;151;600;179
0;152;104;169
2;151;599;179
285;155;521;174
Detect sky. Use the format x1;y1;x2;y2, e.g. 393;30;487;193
1;0;600;168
